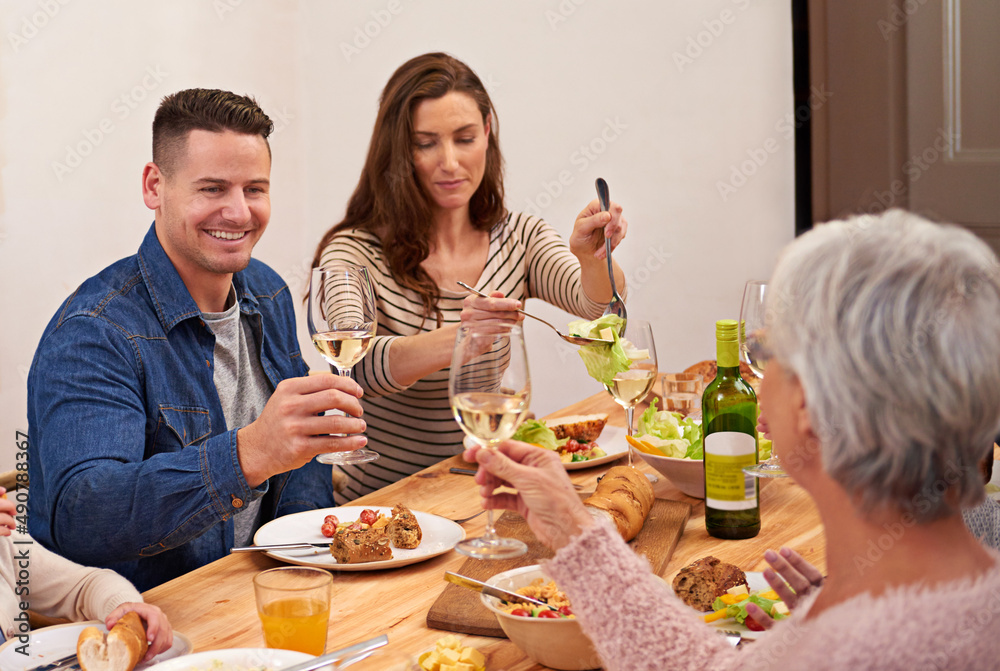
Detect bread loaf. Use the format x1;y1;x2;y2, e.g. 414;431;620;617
77;611;148;671
388;503;422;549
684;360;759;391
330;527;393;563
582;465;654;541
671;556;748;611
546;414;609;442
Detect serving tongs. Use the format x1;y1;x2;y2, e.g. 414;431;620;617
595;178;627;333
456;281;612;346
444;571;559;612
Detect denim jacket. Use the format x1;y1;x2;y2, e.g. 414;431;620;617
27;225;334;591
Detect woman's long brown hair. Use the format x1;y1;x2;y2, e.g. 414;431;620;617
311;52;506;326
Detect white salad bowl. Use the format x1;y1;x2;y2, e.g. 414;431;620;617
636;450;705;498
481;565;601;671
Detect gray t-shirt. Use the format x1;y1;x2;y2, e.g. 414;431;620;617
202;287;274;547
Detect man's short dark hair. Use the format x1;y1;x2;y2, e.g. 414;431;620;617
152;88;273;175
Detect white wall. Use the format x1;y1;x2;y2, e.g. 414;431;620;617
0;0;794;473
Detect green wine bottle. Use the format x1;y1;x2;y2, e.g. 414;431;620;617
702;319;760;539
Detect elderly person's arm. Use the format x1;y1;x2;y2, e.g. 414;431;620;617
464;442;737;671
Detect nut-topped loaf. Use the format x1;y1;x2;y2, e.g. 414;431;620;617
546;414;609;442
672;555;749;611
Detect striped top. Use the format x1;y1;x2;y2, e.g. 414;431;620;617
318;211;610;502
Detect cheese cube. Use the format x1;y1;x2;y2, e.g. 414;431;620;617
599;327;615;341
459;647;486;668
437;634;461;650
771;601;790;617
439;665;458;671
726;584;749;596
453;663;476;671
420;651;439;671
439;647;461;665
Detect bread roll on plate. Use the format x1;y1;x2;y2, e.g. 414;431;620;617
77;611;148;671
583;465;655;541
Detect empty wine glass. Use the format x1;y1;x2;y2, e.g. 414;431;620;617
603;319;658;466
740;280;787;478
449;321;530;559
307;264;379;465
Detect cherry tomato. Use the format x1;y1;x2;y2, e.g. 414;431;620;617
320;522;337;538
745;615;765;632
323;515;339;526
510;609;531;617
360;509;378;525
537;610;562;618
558;606;573;617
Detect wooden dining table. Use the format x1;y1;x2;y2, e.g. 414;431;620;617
143;386;829;670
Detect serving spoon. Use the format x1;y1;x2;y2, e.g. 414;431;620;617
456;281;612;346
595;178;627;333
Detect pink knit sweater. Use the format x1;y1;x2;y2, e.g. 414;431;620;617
545;520;1000;670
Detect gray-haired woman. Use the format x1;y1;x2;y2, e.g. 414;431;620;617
464;209;1000;670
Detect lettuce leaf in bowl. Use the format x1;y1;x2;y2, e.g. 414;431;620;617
637;398;703;460
512;419;568;451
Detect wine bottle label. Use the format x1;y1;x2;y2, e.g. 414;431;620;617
704;432;757;510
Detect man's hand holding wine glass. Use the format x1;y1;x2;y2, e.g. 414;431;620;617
237;374;367;488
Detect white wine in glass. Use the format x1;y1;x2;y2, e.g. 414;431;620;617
740;280;787;478
307;264;379;465
603;320;658;466
449;321;530;559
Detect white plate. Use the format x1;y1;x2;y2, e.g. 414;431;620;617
704;572;772;641
253;507;464;571
463;425;629;471
147;647;309;670
562;425;628;471
0;621;192;670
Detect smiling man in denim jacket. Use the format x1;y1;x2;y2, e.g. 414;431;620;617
26;89;369;591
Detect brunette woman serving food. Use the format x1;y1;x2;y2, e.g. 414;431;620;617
313;52;628;502
465;210;1000;669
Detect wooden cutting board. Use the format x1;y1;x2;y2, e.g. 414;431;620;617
426;498;691;637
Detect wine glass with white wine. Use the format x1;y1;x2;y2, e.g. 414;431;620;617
307;264;379;465
740;280;787;478
449;320;530;559
604;319;658;466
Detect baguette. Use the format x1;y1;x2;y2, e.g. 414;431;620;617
77;611;148;671
582;465;654;541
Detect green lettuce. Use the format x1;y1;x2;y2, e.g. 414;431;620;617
568;316;650;386
512;419;568;451
637;398;703;459
711;593;786;625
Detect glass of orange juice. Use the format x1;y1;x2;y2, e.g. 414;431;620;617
253;567;332;655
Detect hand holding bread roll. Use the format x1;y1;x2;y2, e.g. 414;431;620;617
78;611;148;671
583;465;655;541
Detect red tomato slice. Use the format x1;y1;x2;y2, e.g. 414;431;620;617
745;615;765;631
509;609;531;617
537;610;562;618
558;606;573;617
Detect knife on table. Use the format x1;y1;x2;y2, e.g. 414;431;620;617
230;541;334;552
444;571;559;611
26;652;77;671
